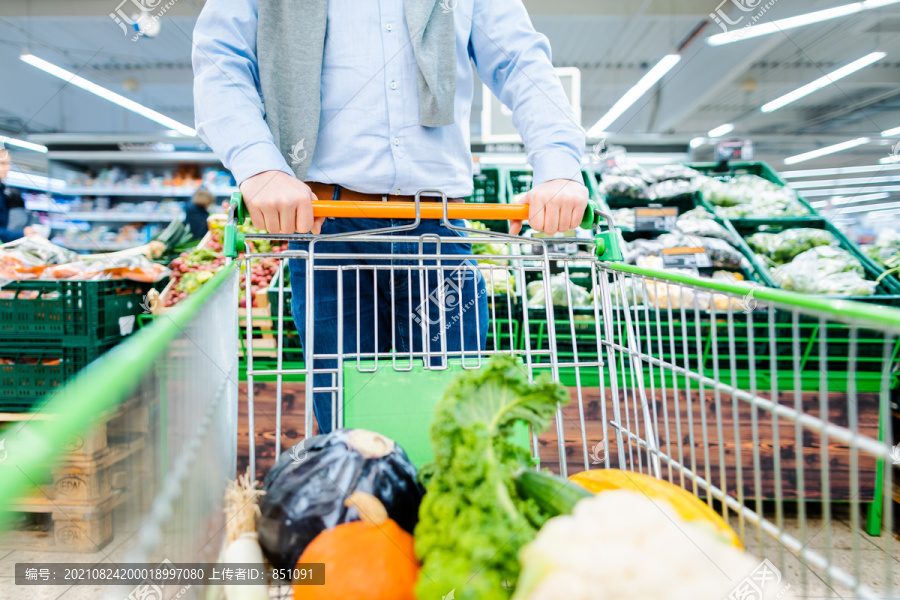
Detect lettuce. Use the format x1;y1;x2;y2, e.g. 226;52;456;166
414;355;568;600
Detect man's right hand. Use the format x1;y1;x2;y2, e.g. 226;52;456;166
239;171;326;235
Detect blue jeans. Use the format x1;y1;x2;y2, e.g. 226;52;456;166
288;217;488;433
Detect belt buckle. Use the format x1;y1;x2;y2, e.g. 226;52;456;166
381;194;388;202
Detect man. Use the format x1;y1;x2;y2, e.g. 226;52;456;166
193;0;587;432
185;186;215;242
0;149;30;243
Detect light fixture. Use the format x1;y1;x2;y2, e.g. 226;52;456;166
0;135;48;153
790;175;900;189
587;54;681;137
783;138;870;165
884;125;900;136
840;200;900;214
781;163;900;178
708;124;735;138
689;137;706;149
20;53;196;136
800;184;900;197
810;192;890;207
707;1;900;46
761;52;886;113
880;155;900;164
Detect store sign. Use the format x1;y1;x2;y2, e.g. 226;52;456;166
635;207;678;232
715;139;754;162
661;246;711;268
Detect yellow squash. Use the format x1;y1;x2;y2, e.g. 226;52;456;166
569;469;742;548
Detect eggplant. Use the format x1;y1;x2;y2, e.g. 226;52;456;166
257;429;423;571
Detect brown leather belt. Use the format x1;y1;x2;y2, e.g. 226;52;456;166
306;182;458;203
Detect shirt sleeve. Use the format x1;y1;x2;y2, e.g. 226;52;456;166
469;0;586;187
192;0;294;184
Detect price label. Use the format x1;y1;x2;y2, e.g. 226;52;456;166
661;246;711;269
635;207;678;232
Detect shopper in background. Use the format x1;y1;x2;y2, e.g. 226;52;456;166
185;187;214;242
193;0;587;432
0;149;35;242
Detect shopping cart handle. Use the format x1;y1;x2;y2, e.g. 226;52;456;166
223;191;610;257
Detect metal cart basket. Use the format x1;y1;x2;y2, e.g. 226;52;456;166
0;192;898;599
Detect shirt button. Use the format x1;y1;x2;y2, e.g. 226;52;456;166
390;81;397;90
393;138;400;146
386;24;393;31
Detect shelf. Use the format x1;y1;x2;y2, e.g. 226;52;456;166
58;186;237;197
62;212;185;222
58;240;145;252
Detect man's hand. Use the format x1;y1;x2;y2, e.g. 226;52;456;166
239;171;325;234
509;178;589;236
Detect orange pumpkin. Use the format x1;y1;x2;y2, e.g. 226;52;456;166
295;491;419;600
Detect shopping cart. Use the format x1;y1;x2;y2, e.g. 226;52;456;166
0;192;897;599
227;191;900;599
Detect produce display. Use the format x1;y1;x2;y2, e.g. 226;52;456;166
257;428;422;572
771;246;876;296
598;162;700;203
526;273;592;307
0;236;169;282
162;219;288;308
745;228;837;267
863;229;900;271
624;233;746;271
414;355;569;600
699;174;809;218
675;207;738;244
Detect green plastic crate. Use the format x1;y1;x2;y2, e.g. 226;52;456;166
342;359;531;468
0;279;151;347
0;343;113;410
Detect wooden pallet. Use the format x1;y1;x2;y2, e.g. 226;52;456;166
3;493;121;552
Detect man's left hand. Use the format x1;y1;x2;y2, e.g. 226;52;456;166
509;178;588;236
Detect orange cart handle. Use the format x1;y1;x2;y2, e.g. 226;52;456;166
310;200;529;221
230;192;600;230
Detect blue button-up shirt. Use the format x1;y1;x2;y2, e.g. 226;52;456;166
192;0;585;198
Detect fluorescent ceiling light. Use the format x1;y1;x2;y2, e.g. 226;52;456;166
880;155;900;164
791;175;900;189
20;53;196;136
587;55;681;136
801;184;900;197
882;125;900;136
839;200;900;214
761;52;886;113
784;138;870;165
708;124;734;138
0;135;48;153
781;163;900;178
689;137;705;149
810;192;890;207
707;1;900;46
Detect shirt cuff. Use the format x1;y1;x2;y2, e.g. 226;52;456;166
531;152;585;188
228;141;295;185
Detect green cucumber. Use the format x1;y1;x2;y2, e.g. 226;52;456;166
515;469;592;517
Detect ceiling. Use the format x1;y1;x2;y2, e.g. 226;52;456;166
1;0;900;223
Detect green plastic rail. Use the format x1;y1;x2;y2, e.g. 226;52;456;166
0;263;239;525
